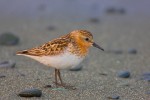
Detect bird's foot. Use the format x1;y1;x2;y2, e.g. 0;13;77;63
53;82;76;90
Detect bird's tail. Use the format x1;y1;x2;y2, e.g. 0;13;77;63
16;50;28;55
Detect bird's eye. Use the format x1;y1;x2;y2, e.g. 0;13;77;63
85;38;89;41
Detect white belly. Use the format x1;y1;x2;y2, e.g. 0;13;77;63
23;52;85;69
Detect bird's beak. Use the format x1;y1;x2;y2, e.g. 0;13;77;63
92;42;104;51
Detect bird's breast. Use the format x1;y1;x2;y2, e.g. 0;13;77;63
28;51;85;69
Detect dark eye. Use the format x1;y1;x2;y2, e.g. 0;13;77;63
85;38;89;41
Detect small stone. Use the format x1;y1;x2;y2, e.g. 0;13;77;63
44;85;52;88
145;91;150;95
113;50;123;54
108;95;120;99
99;73;107;76
117;71;130;78
47;25;56;31
117;82;130;87
106;7;116;14
18;88;42;97
69;65;82;71
89;18;100;23
0;75;6;78
0;61;16;68
128;48;137;54
119;8;126;14
0;32;19;45
140;72;150;82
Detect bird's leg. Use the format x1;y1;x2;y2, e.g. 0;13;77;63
54;68;58;87
57;69;75;89
57;69;63;85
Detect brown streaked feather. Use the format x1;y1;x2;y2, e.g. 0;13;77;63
17;34;71;56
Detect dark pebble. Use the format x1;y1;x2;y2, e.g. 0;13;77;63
18;88;42;97
89;18;100;23
99;73;107;76
106;7;116;14
47;25;56;31
0;75;6;78
145;91;150;95
117;71;130;78
108;95;120;99
119;8;126;14
140;72;150;82
44;85;52;88
0;61;16;68
113;50;123;54
106;7;126;15
69;65;82;71
0;32;19;45
128;48;137;54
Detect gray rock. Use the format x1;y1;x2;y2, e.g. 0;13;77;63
140;72;150;82
106;7;116;14
117;71;130;78
69;65;82;71
89;18;100;23
0;75;6;78
0;61;16;68
106;7;126;15
145;91;150;95
0;32;19;45
119;8;126;14
108;95;120;99
18;88;42;97
113;50;123;54
47;25;56;31
128;48;137;54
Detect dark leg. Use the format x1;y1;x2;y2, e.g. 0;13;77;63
57;69;63;85
55;68;58;87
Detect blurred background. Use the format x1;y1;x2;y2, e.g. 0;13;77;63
0;0;150;50
0;0;150;99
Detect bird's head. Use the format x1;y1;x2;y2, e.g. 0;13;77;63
70;30;104;51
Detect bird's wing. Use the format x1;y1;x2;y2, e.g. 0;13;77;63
17;37;70;56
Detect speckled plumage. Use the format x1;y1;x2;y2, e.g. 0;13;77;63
17;30;93;57
16;30;103;88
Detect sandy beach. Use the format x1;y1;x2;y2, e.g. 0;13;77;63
0;0;150;100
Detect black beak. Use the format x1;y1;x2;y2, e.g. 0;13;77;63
92;42;104;51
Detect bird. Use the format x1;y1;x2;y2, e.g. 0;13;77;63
16;30;104;88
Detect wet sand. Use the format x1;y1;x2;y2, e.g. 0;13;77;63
0;0;150;100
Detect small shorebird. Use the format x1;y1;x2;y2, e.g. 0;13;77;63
17;30;104;88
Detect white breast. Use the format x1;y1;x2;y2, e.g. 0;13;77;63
22;52;85;69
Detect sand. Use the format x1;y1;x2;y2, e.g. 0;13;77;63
0;0;150;100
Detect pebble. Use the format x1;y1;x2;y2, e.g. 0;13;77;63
140;72;150;82
0;75;6;78
44;85;52;88
106;7;126;15
117;82;130;87
108;95;120;99
18;88;42;97
99;73;107;76
69;65;82;71
117;71;130;78
128;48;137;54
0;61;16;68
106;7;116;14
0;32;19;45
47;25;56;31
119;8;126;14
89;18;100;23
113;50;123;54
145;91;150;95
